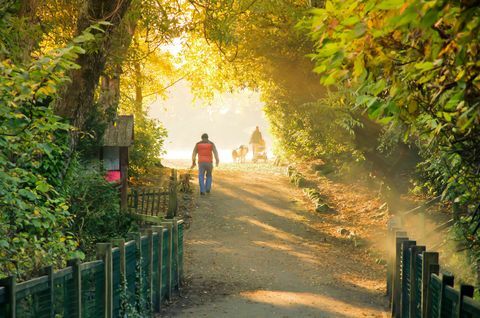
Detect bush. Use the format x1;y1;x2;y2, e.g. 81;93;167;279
65;161;138;258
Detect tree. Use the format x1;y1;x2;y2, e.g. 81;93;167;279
55;0;133;130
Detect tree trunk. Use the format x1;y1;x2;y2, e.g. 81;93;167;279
98;66;121;120
134;59;144;122
98;9;137;122
55;0;132;130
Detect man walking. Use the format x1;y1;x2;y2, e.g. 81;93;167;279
191;133;220;195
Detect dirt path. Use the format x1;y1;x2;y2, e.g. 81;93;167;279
161;165;387;317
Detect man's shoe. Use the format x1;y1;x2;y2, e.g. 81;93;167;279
200;192;206;196
206;190;210;194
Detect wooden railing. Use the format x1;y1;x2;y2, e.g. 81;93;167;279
388;222;480;317
128;169;178;223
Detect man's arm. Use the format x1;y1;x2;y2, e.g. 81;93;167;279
191;144;198;168
212;143;220;166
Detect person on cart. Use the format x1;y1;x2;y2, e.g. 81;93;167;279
249;126;264;156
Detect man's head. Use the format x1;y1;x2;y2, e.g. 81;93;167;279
201;133;209;141
255;126;259;131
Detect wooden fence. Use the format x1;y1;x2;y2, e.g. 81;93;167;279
0;218;184;318
128;169;178;223
388;224;480;317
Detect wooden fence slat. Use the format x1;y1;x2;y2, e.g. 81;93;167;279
409;245;425;318
458;284;474;317
387;226;401;301
66;259;82;318
141;189;146;214
400;240;416;318
421;252;438;318
152;226;163;312
393;235;408;318
151;191;156;216
426;265;440;317
145;189;151;216
156;191;162;217
439;274;454;318
44;266;54;318
161;221;174;300
0;276;16;318
97;243;113;318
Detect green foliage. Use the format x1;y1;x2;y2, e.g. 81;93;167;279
64;161;138;258
303;0;480;250
0;45;85;279
129;118;168;177
304;0;480;202
265;90;362;163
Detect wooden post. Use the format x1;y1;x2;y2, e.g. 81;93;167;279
42;266;54;317
133;189;139;213
67;259;82;318
111;239;126;276
120;147;128;211
393;235;408;318
152;226;164;311
145;189;151;215
438;274;454;316
421;252;439;318
156;190;162;217
400;240;416;318
409;245;426;318
387;226;400;300
173;218;181;291
151;191;156;216
425;264;440;317
97;243;113;318
162;221;174;300
147;229;154;309
458;284;474;316
141;189;146;215
167;170;178;219
0;276;16;318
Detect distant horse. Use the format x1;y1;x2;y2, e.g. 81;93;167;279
232;145;249;163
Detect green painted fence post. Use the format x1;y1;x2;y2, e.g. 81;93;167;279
42;266;54;317
97;243;113;318
111;238;125;318
162;221;174;300
67;259;82;318
392;232;408;318
147;229;154;310
409;245;426;318
387;226;400;301
458;284;474;317
0;276;16;318
425;264;440;317
438;274;454;318
400;240;416;318
174;218;182;292
421;252;438;318
112;239;126;277
177;219;184;282
152;225;164;311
